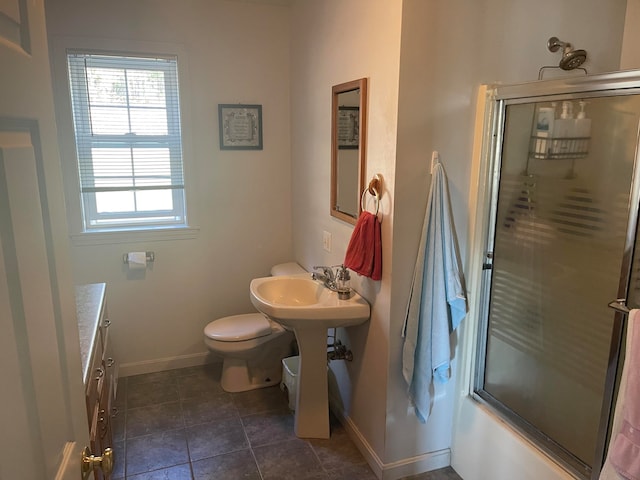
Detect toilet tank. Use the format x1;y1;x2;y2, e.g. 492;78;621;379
270;262;306;276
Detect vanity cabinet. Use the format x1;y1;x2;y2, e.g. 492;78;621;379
76;283;118;480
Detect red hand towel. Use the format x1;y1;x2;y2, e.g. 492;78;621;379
344;211;382;280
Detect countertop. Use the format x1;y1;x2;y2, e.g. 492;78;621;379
75;283;106;385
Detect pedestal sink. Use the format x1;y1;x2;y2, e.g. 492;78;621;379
249;275;370;438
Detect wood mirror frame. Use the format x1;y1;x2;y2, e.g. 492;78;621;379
330;78;368;225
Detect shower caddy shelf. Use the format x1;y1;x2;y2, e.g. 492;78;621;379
528;135;590;160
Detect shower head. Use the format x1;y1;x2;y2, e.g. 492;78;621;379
547;36;587;71
559;49;587;70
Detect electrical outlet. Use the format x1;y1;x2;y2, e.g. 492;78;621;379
322;230;332;252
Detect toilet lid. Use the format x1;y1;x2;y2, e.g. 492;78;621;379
205;313;272;342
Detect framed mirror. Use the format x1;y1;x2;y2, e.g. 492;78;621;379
331;78;368;224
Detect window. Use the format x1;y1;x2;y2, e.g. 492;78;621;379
67;52;186;231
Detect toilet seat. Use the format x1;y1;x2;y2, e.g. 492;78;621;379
205;313;274;342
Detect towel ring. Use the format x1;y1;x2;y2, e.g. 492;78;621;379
361;174;383;216
361;185;380;215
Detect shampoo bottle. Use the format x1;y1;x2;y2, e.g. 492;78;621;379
552;101;575;154
574;101;591;138
572;100;591;156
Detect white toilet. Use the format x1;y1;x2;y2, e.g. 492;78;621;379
203;262;305;392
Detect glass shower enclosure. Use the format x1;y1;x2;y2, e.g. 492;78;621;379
474;71;640;479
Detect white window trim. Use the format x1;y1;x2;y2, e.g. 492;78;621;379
50;37;199;244
70;226;200;246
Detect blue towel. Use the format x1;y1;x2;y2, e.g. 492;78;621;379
402;162;467;423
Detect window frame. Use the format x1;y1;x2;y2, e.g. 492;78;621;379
67;51;187;232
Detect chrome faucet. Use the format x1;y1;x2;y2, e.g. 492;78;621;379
312;265;352;299
312;265;336;289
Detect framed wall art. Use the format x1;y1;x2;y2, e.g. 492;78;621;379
218;104;263;150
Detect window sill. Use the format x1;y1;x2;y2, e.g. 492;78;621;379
70;226;200;246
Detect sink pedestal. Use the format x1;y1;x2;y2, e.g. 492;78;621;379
293;326;330;439
248;275;370;439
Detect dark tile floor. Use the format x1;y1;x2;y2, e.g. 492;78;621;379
111;363;462;480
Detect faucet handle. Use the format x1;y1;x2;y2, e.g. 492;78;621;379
312;265;330;282
313;265;333;276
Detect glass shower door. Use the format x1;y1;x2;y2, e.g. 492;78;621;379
476;92;640;477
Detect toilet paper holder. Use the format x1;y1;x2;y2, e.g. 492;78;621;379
122;251;155;264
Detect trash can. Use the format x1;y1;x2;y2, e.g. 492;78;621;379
281;356;299;410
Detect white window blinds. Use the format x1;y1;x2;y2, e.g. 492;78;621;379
67;52;186;230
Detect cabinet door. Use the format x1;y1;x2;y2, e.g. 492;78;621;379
88;400;105;480
102;310;119;405
98;375;113;453
86;346;105;419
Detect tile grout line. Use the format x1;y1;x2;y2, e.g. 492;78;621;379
238;413;267;480
120;376;127;479
176;388;195;480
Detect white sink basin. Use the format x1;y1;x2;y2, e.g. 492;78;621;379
249;274;370;439
249;275;370;328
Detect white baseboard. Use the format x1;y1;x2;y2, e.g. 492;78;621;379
380;448;451;480
329;397;451;480
119;351;217;377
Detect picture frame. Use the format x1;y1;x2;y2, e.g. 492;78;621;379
337;106;359;149
218;104;263;150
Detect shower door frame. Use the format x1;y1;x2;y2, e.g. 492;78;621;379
471;71;640;480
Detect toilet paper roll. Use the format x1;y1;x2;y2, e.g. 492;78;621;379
127;252;147;270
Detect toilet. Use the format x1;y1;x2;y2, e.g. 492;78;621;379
203;262;305;393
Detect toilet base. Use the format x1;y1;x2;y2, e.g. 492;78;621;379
220;357;283;393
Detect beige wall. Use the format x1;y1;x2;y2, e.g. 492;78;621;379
45;0;293;374
622;0;640;69
392;1;629;479
289;0;403;472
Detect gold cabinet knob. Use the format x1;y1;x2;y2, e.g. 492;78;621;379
81;446;113;479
